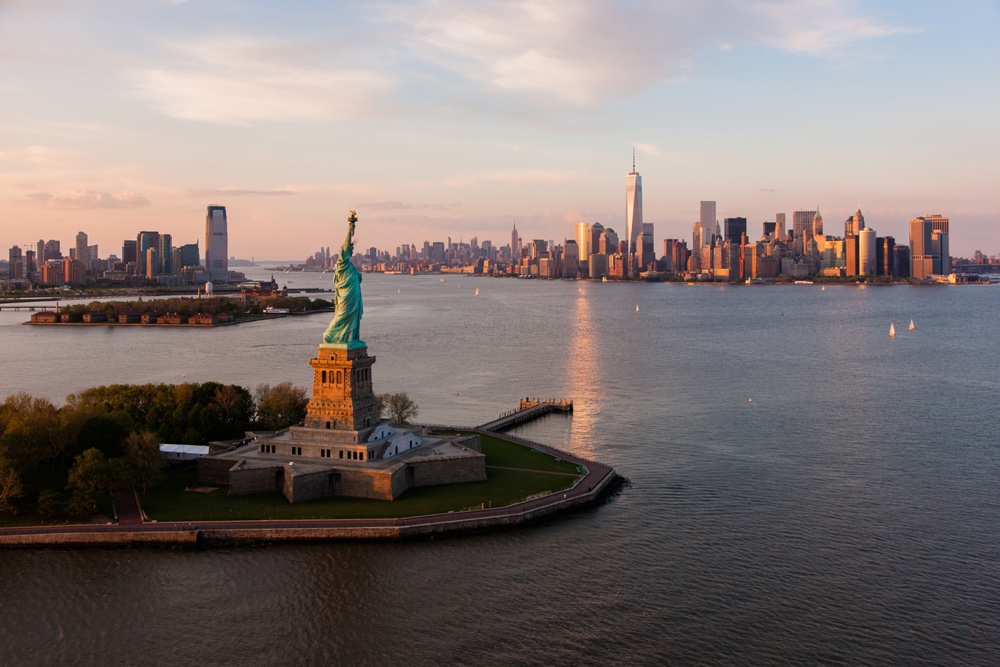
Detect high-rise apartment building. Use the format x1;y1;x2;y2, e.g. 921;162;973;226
625;156;643;256
8;246;23;279
205;205;228;283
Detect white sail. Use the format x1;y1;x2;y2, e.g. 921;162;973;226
890;323;896;337
909;319;915;331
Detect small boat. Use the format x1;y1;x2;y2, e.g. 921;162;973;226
397;289;400;294
636;304;639;312
889;323;896;338
475;288;479;297
602;276;608;282
440;278;446;283
909;319;915;331
821;286;826;291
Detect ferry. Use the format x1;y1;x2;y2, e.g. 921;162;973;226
794;280;814;285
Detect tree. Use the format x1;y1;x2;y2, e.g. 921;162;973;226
211;384;252;435
254;382;308;431
123;431;163;493
0;456;23;514
377;392;418;425
66;448;131;517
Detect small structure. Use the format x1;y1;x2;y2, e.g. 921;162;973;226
117;311;141;324
82;311;107;323
160;443;211;461
59;311;82;323
30;311;58;324
140;313;156;324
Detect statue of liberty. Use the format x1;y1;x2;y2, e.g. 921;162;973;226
322;211;364;347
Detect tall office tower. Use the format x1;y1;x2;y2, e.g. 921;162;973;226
723;217;747;244
575;222;592;263
845;233;859;276
932;230;950;275
792;211;816;244
894;245;910;278
845;209;866;237
563;240;579;278
775;213;786;239
909;216;934;279
625;153;643;256
43;239;61;261
589;222;604;258
75;231;89;272
205;206;229;282
700;201;716;250
812;209;824;239
510;223;520;260
122;240;137;265
8;246;23;279
762;221;776;238
146;248;159;279
136;231;159;276
179;242;199;269
927;214;949;234
880;236;896;276
691;221;702;261
37;240;44;265
24;250;36;276
599;228;619;255
859;227;877;275
158;233;173;275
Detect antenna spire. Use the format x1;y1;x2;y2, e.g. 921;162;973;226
632;146;636;172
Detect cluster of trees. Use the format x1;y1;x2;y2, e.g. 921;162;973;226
252;296;332;313
61;297;242;318
0;381;309;519
375;393;419;424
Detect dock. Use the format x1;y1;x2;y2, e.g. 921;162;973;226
478;397;573;432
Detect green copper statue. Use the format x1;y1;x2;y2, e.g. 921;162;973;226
322;211;364;347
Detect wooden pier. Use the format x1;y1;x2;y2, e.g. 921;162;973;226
478;397;573;432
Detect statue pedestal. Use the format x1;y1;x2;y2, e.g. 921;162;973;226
303;343;379;433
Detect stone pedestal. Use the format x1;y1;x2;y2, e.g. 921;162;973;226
304;343;379;432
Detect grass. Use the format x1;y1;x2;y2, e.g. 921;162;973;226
478;433;582;474
141;467;576;522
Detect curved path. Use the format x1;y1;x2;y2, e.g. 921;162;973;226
0;429;620;548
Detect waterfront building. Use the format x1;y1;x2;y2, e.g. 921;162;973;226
932;230;950;275
845;233;859;277
178;242;199;269
859;227;877;275
894;245;911;278
205;205;229;283
877;236;896;276
626;154;643;256
589;252;608;279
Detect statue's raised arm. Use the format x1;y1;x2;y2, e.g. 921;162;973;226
322;211;364;348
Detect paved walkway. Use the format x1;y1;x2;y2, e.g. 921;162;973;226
113;490;143;525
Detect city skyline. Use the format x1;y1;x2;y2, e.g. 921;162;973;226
1;1;998;258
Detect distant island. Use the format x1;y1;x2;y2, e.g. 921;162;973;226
25;294;332;327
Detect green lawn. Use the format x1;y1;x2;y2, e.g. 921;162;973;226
141;466;576;522
478;434;583;474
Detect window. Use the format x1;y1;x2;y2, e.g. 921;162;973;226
339;450;343;459
336;370;342;384
321;370;327;383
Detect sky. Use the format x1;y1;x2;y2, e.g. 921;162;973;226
1;0;998;260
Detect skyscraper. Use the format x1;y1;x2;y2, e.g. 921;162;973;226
859;227;877;275
205;205;229;283
574;222;592;263
775;213;786;239
136;231;159;276
75;231;88;272
909;216;934;279
700;201;716;251
625;152;643;256
510;223;521;261
723;217;747;244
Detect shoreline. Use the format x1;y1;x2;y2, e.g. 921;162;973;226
0;429;623;549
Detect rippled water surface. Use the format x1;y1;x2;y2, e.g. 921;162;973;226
2;274;999;665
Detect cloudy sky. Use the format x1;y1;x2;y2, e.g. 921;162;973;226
1;0;997;259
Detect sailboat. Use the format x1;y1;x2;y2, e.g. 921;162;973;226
475;288;479;297
635;304;640;313
821;286;826;291
909;319;915;331
889;323;896;338
397;289;400;294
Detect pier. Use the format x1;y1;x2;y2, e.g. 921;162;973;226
478;397;573;432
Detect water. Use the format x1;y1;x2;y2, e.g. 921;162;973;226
2;274;999;665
